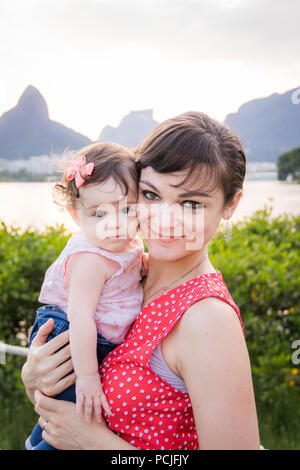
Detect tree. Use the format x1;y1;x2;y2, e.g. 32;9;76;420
277;147;300;181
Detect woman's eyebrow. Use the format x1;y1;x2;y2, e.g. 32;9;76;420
139;180;212;198
139;180;160;193
178;190;213;198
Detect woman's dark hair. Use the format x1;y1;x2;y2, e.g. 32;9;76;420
53;142;139;209
136;111;246;206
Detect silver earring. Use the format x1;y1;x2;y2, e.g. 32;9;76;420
222;218;233;241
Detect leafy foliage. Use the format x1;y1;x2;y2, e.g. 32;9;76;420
209;206;300;429
277;147;300;181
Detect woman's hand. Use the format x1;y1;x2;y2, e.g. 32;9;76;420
34;390;135;450
34;390;103;449
21;318;76;401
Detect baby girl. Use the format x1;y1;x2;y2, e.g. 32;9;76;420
26;142;145;450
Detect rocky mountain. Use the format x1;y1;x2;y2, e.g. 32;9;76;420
2;84;299;164
224;87;300;163
0;85;91;160
98;109;158;147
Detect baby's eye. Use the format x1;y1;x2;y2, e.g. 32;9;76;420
94;210;106;218
121;206;137;216
142;190;160;201
181;201;204;210
120;206;130;214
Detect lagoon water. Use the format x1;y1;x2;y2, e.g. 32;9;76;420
0;180;299;233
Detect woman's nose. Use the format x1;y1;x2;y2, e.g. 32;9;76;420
152;203;182;235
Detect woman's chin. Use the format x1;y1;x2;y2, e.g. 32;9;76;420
145;239;188;262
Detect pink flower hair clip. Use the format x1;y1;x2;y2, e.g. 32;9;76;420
65;155;94;188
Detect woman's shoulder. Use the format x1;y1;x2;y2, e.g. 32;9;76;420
166;295;241;340
161;295;245;382
180;296;242;334
180;270;244;335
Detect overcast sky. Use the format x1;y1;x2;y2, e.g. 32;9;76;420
0;0;299;141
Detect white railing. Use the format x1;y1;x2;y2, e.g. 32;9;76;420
0;342;28;361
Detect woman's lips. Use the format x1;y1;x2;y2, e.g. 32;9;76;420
151;231;184;242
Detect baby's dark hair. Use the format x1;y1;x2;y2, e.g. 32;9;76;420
53;142;139;209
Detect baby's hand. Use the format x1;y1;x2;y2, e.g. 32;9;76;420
75;374;112;423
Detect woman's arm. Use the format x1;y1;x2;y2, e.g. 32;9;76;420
171;297;260;450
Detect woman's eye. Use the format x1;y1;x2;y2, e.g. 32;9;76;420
181;201;204;210
120;206;130;214
142;190;160;201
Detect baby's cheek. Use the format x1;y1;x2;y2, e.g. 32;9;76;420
126;216;139;239
95;220;108;241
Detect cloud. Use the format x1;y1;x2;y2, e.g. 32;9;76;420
0;0;299;139
1;0;299;65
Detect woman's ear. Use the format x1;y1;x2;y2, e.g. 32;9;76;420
66;206;80;226
222;190;243;220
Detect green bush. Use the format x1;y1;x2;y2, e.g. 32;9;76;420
209;206;300;442
0;221;71;344
0;208;299;449
0;221;71;419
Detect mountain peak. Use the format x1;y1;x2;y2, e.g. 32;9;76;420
17;85;49;120
98;109;158;146
0;85;91;160
224;87;300;162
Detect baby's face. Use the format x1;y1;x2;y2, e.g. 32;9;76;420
75;177;139;251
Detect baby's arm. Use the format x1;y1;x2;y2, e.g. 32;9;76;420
67;252;112;423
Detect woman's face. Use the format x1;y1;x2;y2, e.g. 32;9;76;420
137;166;241;262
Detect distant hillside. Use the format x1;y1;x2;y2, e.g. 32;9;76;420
224;87;300;163
98;110;158;147
0;86;92;160
2;85;299;164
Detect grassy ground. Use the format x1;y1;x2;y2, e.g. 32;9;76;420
0;393;299;450
256;400;300;450
0;395;36;450
258;418;300;450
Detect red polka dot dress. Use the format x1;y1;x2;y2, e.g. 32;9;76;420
100;270;244;450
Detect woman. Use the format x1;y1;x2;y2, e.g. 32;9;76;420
22;111;260;450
